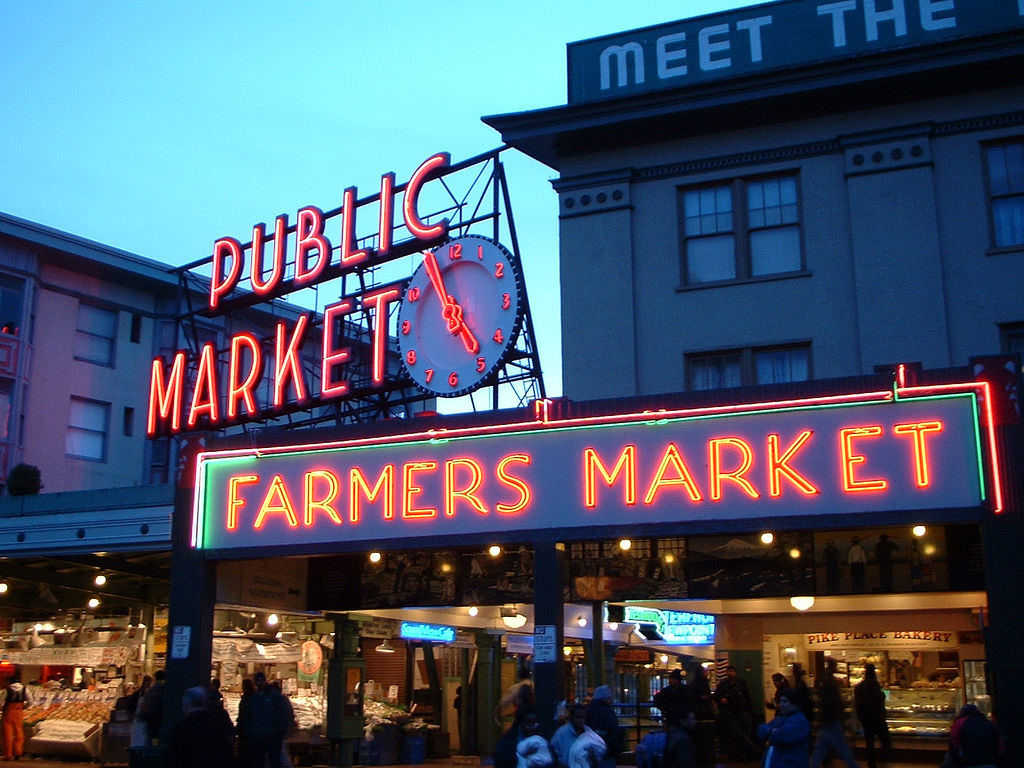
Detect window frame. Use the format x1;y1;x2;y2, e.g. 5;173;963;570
685;343;812;391
74;302;118;367
66;396;110;462
678;172;807;288
983;137;1024;253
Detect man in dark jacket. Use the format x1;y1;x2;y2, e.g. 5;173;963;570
168;686;234;768
138;669;166;745
237;672;291;768
809;660;859;768
713;666;759;762
654;670;694;728
854;663;891;768
586;685;622;768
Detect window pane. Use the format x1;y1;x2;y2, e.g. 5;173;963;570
755;348;809;384
684;186;732;236
689;354;741;390
66;427;105;459
750;225;801;275
988;143;1024;195
687;235;736;283
78;304;117;336
73;334;115;364
748;178;798;230
993;196;1024;247
69;398;107;430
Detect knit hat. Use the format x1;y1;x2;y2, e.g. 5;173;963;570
592;685;613;701
669;669;683;680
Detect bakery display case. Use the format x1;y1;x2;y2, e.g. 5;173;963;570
963;660;991;716
884;687;959;739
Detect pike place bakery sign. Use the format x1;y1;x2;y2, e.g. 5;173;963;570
806;631;958;650
190;384;1000;552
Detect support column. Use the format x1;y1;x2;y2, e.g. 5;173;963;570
163;484;216;743
326;613;367;767
591;601;605;687
533;540;564;735
474;630;503;756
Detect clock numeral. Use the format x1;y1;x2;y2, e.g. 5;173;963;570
476;356;486;373
406;350;417;365
494;262;505;279
448;371;459;388
502;293;511;310
425;368;435;383
493;328;504;345
477;245;484;260
448;243;462;261
408;286;421;302
401;320;411;335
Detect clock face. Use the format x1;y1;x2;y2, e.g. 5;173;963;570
398;235;524;397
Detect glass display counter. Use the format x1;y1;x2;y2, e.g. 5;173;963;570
884;687;958;739
963;660;990;716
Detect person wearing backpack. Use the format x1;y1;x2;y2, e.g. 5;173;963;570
944;704;1004;768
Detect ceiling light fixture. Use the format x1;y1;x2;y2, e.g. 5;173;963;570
488;545;502;557
375;638;396;653
369;551;382;563
87;598;100;609
94;574;107;587
760;531;775;545
789;596;815;611
618;539;632;551
576;615;588;627
912;525;927;537
267;613;280;627
468;606;479;617
500;606;527;629
0;583;7;594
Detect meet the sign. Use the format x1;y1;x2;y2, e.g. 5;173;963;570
567;0;1024;103
193;389;991;552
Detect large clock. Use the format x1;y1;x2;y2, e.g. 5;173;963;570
398;234;524;397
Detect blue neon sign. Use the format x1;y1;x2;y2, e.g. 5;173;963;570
400;621;456;643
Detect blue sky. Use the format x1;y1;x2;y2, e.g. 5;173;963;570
1;1;758;397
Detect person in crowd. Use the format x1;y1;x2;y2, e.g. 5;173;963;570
552;704;596;768
236;677;256;768
130;675;153;748
2;667;31;761
790;663;814;724
848;537;868;592
237;672;292;768
757;690;811;768
168;685;235;768
516;711;554;768
853;663;891;768
689;665;714;721
635;726;667;768
568;710;607;768
809;659;860;768
663;711;697;768
654;669;694;728
874;534;900;591
712;665;759;762
496;668;535;725
585;685;622;768
766;672;788;710
945;703;1004;768
138;669;166;745
495;705;536;768
209;677;224;706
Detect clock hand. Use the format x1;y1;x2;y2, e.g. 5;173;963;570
422;250;480;354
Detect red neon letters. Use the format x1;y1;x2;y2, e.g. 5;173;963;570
225;454;531;533
208;153;450;310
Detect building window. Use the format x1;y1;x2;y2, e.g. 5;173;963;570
74;303;117;366
681;175;802;285
687;344;810;390
1001;323;1024;370
67;397;109;461
0;275;25;337
985;139;1024;249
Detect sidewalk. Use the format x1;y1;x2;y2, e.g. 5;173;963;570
0;758;946;768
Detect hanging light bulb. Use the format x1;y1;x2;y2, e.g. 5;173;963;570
618;539;632;551
468;606;479;617
488;545;502;557
760;531;775;545
369;551;382;563
87;598;100;609
267;613;280;627
94;574;107;587
0;582;8;594
375;638;396;653
577;615;588;627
